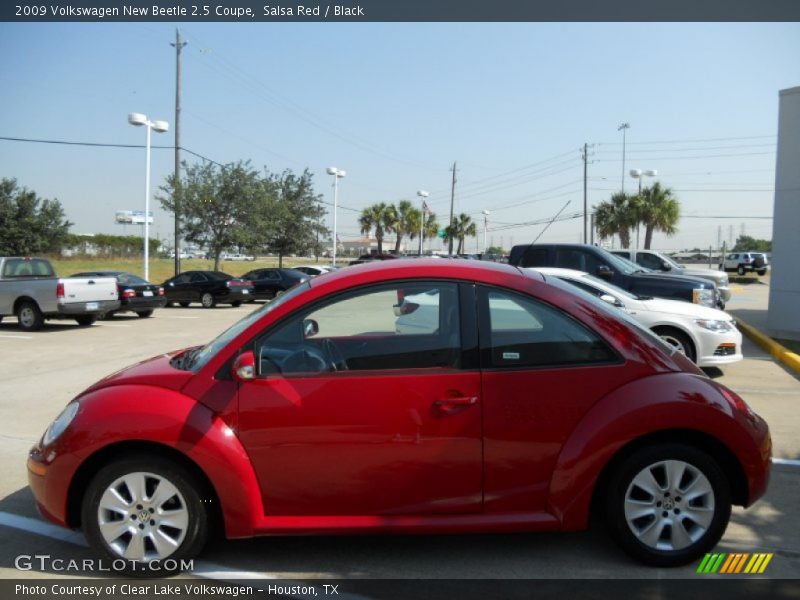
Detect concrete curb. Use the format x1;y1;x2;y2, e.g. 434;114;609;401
736;317;800;375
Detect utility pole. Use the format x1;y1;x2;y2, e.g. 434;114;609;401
590;213;595;245
171;28;187;276
618;123;630;192
581;143;592;244
447;161;457;256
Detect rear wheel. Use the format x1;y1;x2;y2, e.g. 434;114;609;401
606;443;730;567
75;315;97;327
652;327;696;363
757;270;766;276
179;302;190;308
16;301;44;332
737;265;745;276
231;301;242;308
137;310;154;318
81;456;209;576
200;293;216;308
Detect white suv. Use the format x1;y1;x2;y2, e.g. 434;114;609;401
721;252;769;276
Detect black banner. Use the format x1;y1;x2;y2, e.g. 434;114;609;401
3;0;800;22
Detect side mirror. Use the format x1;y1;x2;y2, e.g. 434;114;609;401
303;319;319;338
232;351;255;381
393;302;420;317
596;265;614;280
599;294;622;308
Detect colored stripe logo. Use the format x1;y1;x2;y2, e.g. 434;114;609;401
697;553;773;574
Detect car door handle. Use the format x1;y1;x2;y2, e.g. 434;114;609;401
434;396;478;414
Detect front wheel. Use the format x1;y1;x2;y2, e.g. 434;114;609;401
653;327;696;363
81;457;209;576
606;443;731;567
737;265;745;276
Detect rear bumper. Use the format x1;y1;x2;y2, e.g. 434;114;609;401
118;297;167;312
56;300;120;316
219;289;252;303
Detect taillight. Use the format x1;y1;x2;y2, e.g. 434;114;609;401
122;289;136;299
157;287;165;296
56;282;65;299
246;280;254;288
226;280;232;288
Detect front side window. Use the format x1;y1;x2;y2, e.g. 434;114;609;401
636;252;663;271
255;282;462;376
479;286;617;369
554;248;602;273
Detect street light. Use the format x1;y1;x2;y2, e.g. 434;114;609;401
128;113;169;282
416;190;429;256
326;167;346;266
482;210;490;253
630;168;658;249
618;122;630;192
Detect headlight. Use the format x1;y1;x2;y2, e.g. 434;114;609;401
42;403;79;446
695;318;734;333
692;288;715;307
720;275;729;286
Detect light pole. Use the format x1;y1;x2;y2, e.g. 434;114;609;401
128;113;169;282
482;210;490;254
630;168;657;249
618;122;630;192
416;190;429;256
326;167;346;266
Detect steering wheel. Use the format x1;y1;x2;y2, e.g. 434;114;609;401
323;339;349;372
281;347;328;374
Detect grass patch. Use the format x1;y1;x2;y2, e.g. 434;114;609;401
47;256;333;283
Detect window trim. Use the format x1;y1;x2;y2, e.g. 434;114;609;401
249;279;472;379
475;284;622;372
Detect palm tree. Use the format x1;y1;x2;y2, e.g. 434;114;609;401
422;212;440;248
638;182;680;249
387;200;421;254
359;203;394;254
445;213;477;254
594;192;638;248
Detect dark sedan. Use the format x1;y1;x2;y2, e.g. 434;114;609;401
241;268;309;301
70;271;165;318
162;270;253;308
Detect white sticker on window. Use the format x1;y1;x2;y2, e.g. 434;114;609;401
502;352;520;360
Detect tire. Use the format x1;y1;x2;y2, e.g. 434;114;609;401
605;443;731;567
718;265;723;271
81;456;209;576
757;270;766;276
653;327;696;363
75;315;97;327
200;293;216;308
231;301;242;308
137;310;154;318
16;301;44;332
737;265;745;276
179;302;190;308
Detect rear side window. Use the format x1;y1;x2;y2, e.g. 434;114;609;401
2;259;54;278
478;286;617;369
554;248;603;273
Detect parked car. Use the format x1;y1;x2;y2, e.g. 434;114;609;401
0;257;119;331
222;253;255;261
161;270;253;308
348;253;399;266
721;252;769;276
293;265;333;277
241;268;310;300
536;268;742;367
70;271;166;318
28;259;770;573
509;244;719;308
611;249;731;308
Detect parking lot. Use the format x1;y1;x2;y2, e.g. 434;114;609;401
0;290;798;580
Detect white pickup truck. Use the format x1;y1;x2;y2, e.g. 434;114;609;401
0;257;120;331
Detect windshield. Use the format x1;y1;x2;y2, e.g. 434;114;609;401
184;281;311;371
609;253;647;274
571;273;639;301
661;254;683;269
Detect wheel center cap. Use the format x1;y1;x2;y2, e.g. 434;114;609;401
663;498;675;510
138;510;150;522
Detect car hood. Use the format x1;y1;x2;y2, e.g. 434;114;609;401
632;272;715;289
676;267;727;283
638;296;732;320
78;349;194;397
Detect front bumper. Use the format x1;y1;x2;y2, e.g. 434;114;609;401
696;327;743;368
27;442;79;529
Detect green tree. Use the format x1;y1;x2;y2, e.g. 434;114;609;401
444;213;477;254
0;178;72;255
594;192;638;248
159;161;263;270
263;169;328;267
638;182;680;249
387;200;421;254
359;203;394;254
422;211;439;247
732;235;771;252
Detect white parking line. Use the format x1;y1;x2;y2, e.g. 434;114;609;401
0;334;33;339
163;316;200;319
772;458;800;468
97;323;132;328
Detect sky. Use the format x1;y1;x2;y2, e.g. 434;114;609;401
0;22;798;252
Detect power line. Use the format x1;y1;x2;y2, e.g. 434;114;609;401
595;151;775;162
598;134;776;145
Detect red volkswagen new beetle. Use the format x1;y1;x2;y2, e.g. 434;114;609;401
27;260;770;571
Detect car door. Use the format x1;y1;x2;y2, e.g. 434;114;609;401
237;280;483;516
166;273;192;302
476;285;629;514
189;272;210;300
